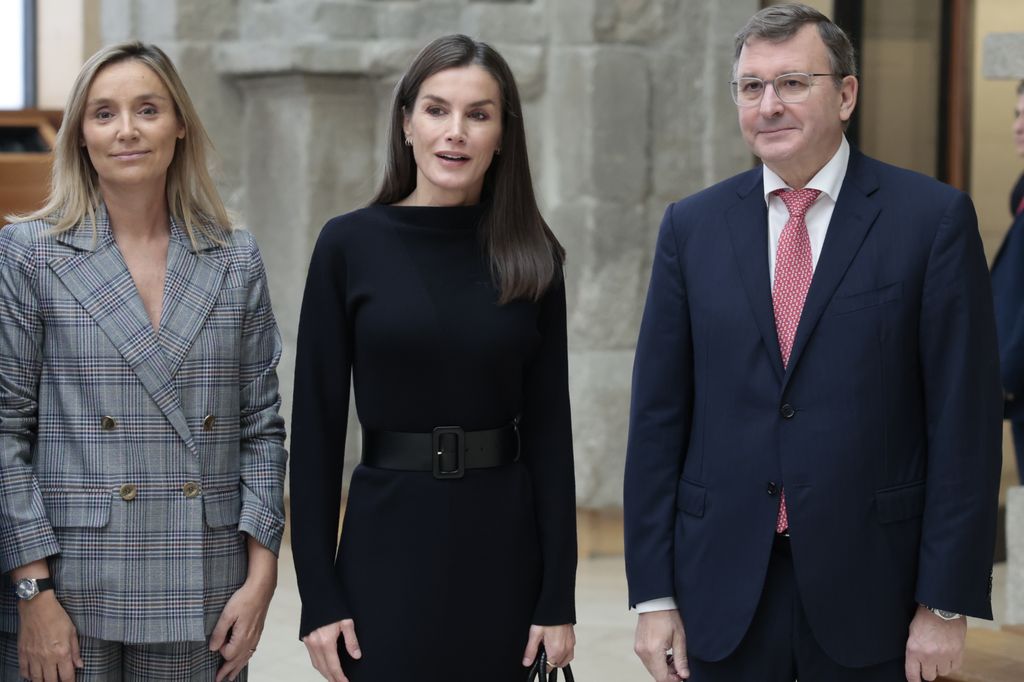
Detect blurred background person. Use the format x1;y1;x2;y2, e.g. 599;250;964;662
990;78;1024;484
289;34;577;682
0;41;286;682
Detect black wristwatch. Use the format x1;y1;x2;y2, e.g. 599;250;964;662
14;577;54;601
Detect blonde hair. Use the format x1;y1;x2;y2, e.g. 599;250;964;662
8;41;231;243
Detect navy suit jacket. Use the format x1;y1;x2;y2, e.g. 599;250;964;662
991;171;1024;419
624;149;1002;668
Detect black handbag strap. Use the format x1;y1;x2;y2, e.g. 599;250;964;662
527;648;575;682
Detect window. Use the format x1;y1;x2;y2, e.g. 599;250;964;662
0;0;34;110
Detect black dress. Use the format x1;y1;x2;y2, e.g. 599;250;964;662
289;204;577;682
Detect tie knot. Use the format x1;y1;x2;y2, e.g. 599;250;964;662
774;188;821;219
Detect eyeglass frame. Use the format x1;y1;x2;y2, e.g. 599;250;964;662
728;72;839;107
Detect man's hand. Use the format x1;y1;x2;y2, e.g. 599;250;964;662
904;605;967;681
17;592;83;682
634;609;689;681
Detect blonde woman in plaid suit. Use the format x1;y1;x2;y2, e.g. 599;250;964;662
0;42;287;681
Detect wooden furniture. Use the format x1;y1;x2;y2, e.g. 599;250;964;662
0;110;60;224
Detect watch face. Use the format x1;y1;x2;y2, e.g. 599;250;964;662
15;579;37;600
935;609;959;620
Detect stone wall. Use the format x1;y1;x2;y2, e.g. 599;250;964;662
983;33;1024;79
98;0;757;509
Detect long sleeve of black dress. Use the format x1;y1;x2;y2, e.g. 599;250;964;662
289;204;577;646
519;275;578;624
290;213;354;635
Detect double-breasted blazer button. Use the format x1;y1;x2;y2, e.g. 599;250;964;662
780;404;796;419
100;416;117;431
118;483;137;501
182;482;201;498
767;482;778;496
202;415;216;431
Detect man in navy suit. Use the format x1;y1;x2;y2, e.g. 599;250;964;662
624;4;1002;682
991;79;1024;484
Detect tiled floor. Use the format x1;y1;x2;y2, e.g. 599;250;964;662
252;543;1008;681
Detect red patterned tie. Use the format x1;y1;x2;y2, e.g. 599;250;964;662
1016;194;1024;216
772;187;820;533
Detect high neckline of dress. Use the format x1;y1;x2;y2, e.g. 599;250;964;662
371;202;486;230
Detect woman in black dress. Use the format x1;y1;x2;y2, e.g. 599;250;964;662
290;35;577;682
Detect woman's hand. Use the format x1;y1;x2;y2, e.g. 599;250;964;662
302;619;362;682
522;623;576;670
211;537;278;682
17;591;83;682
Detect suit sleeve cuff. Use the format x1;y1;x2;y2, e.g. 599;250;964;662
634;597;678;613
238;500;285;556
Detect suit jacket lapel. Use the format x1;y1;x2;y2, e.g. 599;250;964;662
47;208;196;454
782;151;881;392
726;168;785;383
157;217;227;377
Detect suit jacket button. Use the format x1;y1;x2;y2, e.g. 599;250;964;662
101;416;117;431
182;482;201;498
780;404;796;419
118;483;137;501
767;482;778;496
202;415;216;431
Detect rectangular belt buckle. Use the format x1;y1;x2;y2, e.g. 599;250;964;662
432;426;465;479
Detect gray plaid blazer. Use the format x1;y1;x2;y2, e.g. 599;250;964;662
0;208;287;644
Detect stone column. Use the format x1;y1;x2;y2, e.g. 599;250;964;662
228;73;378;419
216;44;384;478
544;0;756;517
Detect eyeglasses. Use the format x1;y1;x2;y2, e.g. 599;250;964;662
729;72;836;106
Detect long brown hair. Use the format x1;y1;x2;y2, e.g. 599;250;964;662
374;34;564;304
7;41;230;244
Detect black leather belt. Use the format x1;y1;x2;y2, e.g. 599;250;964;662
361;419;520;479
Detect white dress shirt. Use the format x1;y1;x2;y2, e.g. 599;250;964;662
634;137;852;615
765;135;850;284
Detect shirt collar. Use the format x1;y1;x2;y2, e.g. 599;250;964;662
763;135;850;205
